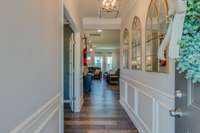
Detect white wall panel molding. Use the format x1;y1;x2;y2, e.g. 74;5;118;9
120;87;152;133
120;76;174;105
135;88;139;116
126;97;136;115
120;98;148;133
155;101;175;133
120;79;126;100
120;69;175;95
125;82;128;103
10;93;60;133
119;76;175;133
137;91;155;133
127;85;136;112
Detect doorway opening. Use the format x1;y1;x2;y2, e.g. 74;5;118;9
63;24;75;112
83;30;121;91
64;29;138;133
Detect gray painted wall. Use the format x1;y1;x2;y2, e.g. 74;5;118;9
41;113;59;133
0;0;61;132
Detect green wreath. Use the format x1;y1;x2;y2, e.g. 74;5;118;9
177;0;200;83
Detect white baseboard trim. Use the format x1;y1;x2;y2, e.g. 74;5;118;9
120;98;151;133
10;93;60;133
74;96;84;112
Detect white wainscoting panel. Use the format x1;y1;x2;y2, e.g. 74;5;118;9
156;101;174;133
127;85;136;112
125;82;128;102
138;92;154;133
120;76;175;133
10;93;60;133
120;79;126;101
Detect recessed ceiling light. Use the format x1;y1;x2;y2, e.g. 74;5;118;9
97;29;103;33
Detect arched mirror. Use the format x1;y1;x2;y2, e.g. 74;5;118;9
131;16;142;70
122;28;129;69
145;0;169;72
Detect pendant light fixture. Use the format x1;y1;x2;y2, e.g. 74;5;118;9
99;0;120;18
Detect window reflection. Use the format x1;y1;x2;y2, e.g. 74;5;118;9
131;17;142;70
145;0;169;73
123;29;129;69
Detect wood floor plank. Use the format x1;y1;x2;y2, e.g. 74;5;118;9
64;80;139;133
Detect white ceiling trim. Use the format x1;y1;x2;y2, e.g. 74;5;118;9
64;0;81;32
82;17;121;30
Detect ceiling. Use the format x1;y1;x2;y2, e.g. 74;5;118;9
84;30;120;49
78;0;131;18
77;1;132;49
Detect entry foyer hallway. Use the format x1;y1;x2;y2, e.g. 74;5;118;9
64;80;139;133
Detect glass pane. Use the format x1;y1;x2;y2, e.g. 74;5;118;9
107;56;113;71
136;46;141;57
145;0;169;73
94;56;103;69
131;17;142;70
123;29;129;69
145;55;153;71
123;49;129;69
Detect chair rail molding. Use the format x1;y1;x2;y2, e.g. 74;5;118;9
10;93;60;133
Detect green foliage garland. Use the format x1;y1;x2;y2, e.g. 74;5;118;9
177;0;200;83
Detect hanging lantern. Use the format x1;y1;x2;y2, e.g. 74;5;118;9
83;48;87;66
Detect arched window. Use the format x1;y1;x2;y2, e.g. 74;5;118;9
122;28;129;69
131;16;142;70
145;0;169;72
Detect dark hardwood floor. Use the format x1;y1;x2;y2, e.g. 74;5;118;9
64;79;139;133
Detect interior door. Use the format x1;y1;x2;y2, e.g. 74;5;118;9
171;68;200;133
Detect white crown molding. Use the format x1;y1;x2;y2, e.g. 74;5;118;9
82;17;121;30
10;93;60;133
